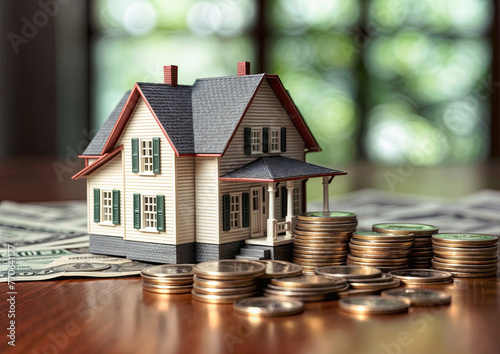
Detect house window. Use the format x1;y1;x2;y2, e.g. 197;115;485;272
271;128;280;153
141;139;153;173
143;195;157;229
251;129;262;153
102;190;113;222
230;193;241;229
293;187;300;216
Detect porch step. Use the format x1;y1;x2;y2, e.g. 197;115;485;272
234;247;271;260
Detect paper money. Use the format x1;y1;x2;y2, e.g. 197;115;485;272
0;248;153;282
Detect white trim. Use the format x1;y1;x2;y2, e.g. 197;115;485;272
250;187;264;238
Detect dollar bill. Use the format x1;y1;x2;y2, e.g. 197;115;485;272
0;248;153;282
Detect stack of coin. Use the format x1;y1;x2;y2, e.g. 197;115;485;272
389;269;453;285
264;275;348;302
233;297;305;317
347;231;414;271
373;223;439;269
293;212;358;274
431;233;499;278
315;265;401;297
141;264;195;294
192;260;265;304
338;296;410;315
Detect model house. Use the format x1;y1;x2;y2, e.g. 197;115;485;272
73;62;346;263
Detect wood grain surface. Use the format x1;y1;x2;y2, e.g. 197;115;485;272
1;274;499;354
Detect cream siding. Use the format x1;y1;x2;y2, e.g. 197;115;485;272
87;158;98;166
220;80;307;175
175;156;196;244
87;153;124;237
195;157;220;244
117;98;178;244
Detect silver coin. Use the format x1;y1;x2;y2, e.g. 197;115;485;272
141;264;195;278
193;260;265;280
52;263;110;272
233;297;305;317
381;288;451;306
315;265;381;279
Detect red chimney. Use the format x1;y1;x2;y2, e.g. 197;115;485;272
164;65;178;87
237;62;250;76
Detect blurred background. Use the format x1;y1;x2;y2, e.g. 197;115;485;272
1;0;499;201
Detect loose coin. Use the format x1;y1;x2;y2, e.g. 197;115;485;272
381;288;451;306
191;290;256;304
339;296;410;315
389;269;453;284
257;260;302;278
233;297;304;317
141;264;195;278
373;223;438;236
53;263;110;272
193;260;265;280
315;265;381;279
271;275;347;288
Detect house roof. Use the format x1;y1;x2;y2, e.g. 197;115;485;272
83;73;320;157
83;91;130;156
72;145;123;180
219;156;346;182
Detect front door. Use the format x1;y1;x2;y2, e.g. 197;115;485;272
250;187;263;237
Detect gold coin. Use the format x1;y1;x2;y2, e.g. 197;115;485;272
192;283;258;295
141;264;195;278
339;296;410;315
347;254;409;265
350;239;414;248
432;256;498;265
381;288;451;307
193;260;265;280
389;269;453;283
257;260;303;278
373;223;438;236
191;290;256;304
233;297;304;317
193;275;257;288
352;232;415;243
298;211;357;223
271;275;347;288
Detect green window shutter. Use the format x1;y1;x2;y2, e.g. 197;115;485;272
222;194;231;231
153;137;161;174
244;128;251;154
156;195;165;232
280;127;287;152
133;193;141;229
242;193;250;228
93;189;100;223
262;128;269;153
112;190;120;225
281;186;287;219
131;138;139;173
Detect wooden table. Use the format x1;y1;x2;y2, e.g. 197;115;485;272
1;157;500;353
2;275;499;354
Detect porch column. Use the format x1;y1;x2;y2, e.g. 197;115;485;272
286;180;295;238
322;176;330;213
267;182;277;241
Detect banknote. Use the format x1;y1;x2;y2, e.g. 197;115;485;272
0;248;153;282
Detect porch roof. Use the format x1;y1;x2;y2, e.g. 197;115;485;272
219;156;346;182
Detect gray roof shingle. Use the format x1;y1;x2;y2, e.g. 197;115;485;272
83;91;130;156
219;156;346;181
85;74;265;155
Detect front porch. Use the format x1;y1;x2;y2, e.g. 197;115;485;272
220;156;347;248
